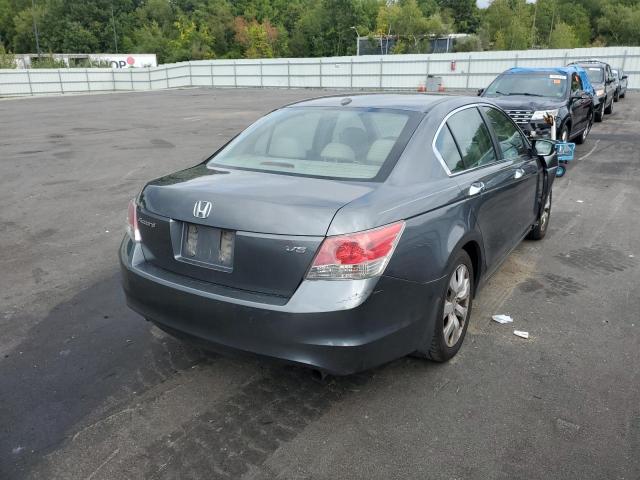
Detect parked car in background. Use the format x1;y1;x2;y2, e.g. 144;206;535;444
568;60;616;121
120;94;559;375
479;67;594;144
612;69;628;100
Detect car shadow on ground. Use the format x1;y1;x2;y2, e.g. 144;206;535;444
1;272;384;479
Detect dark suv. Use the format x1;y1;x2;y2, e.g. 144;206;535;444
568;60;616;122
480;67;594;144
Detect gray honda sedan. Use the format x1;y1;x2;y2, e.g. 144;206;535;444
120;94;557;375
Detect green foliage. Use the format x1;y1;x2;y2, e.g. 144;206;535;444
437;0;480;33
454;34;482;52
377;0;450;53
0;42;15;68
482;0;533;50
30;54;67;68
549;22;578;49
0;0;637;63
167;14;214;62
597;2;640;46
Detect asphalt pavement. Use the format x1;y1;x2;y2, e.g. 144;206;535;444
1;88;638;480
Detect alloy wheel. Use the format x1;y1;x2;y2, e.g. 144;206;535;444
540;192;552;230
582;118;591;141
443;265;471;347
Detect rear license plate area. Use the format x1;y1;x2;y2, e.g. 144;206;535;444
178;222;234;271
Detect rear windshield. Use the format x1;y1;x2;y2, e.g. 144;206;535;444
484;73;567;99
207;107;420;181
584;67;604;84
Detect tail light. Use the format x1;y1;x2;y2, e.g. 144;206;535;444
127;198;141;242
307;221;405;280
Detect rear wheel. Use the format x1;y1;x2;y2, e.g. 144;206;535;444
559;124;569;143
595;104;604;122
528;189;552;240
605;97;613;114
417;250;473;362
575;113;593;145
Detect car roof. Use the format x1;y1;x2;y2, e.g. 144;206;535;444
284;93;454;113
503;66;581;76
569;60;608;68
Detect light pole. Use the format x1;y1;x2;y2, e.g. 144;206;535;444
111;2;119;53
350;26;361;56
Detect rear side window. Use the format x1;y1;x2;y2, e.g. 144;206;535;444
446;108;496;170
571;73;582;92
482;107;528;160
435;125;465;173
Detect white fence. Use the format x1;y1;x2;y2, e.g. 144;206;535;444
1;47;638;97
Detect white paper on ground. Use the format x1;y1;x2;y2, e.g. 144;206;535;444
513;330;530;339
492;314;513;324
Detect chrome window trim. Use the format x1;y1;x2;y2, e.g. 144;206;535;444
432;103;505;178
481;104;532;156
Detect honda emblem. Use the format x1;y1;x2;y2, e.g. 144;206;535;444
193;200;212;219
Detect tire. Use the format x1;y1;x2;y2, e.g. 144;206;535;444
574;113;593;145
417;250;474;362
620;91;626;99
595;104;604;122
528;189;552;240
605;97;613;114
559;124;570;143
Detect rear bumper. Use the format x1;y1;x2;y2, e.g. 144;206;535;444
120;237;444;375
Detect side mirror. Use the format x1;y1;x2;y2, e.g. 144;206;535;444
477;88;484;96
534;139;554;157
622;75;628;80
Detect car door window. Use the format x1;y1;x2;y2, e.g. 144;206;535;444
481;107;529;160
571;73;582;93
435;124;465;173
446;107;497;169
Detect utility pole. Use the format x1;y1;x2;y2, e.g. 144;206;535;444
31;0;41;57
548;4;556;46
350;26;361;56
111;2;119;53
530;0;538;48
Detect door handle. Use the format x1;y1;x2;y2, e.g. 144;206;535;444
514;168;525;179
468;182;485;196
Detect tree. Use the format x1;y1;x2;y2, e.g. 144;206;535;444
376;0;449;53
233;17;280;57
167;14;214;61
437;0;480;33
0;41;15;68
548;22;578;48
481;0;532;50
597;2;640;46
453;34;482;52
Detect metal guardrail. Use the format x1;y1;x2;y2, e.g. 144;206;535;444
1;48;638;97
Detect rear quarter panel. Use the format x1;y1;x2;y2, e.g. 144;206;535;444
330;100;487;284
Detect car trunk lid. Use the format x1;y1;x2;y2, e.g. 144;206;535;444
136;165;374;298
